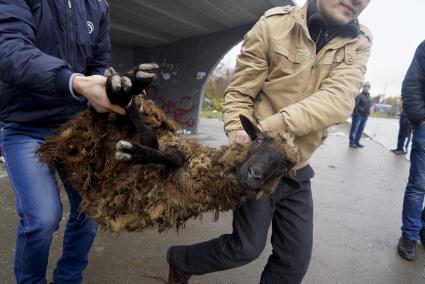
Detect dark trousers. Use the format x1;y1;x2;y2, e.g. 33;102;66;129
401;125;425;240
396;115;412;151
169;166;314;284
349;114;368;145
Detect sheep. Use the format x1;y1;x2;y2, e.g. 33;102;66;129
38;67;300;233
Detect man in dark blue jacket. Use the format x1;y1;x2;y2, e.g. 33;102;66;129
398;40;425;261
349;81;371;148
0;1;125;283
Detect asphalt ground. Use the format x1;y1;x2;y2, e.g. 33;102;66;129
0;119;424;284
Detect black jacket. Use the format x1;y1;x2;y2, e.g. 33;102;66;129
402;40;425;125
0;0;111;125
352;91;371;116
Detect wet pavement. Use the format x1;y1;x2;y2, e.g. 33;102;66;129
1;118;424;284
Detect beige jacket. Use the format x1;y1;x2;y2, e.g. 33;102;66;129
222;4;373;169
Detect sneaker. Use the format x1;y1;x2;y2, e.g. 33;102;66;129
397;236;417;261
0;156;4;163
391;149;406;155
355;143;364;148
349;143;358;148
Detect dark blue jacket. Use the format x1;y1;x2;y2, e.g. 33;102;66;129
402;40;425;125
352;91;371;116
0;0;111;125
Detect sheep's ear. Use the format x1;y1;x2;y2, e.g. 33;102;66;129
239;114;261;141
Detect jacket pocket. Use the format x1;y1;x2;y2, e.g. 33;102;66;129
270;42;308;76
318;48;346;79
321;48;345;65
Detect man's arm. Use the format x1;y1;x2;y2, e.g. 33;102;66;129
222;16;269;141
0;0;123;114
401;41;425;124
260;38;372;136
0;0;71;96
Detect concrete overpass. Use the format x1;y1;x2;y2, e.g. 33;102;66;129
109;0;294;132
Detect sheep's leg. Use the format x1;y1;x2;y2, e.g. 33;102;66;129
115;140;185;168
105;65;160;149
123;63;159;95
126;101;159;149
105;68;133;107
105;64;159;107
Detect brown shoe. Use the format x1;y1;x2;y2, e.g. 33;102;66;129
168;263;188;284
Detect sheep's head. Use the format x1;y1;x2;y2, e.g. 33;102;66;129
236;115;300;192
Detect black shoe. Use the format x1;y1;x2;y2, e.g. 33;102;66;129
397;236;417;261
349;143;358;148
167;249;189;284
168;263;188;284
391;149;406;155
420;228;425;248
355;143;364;148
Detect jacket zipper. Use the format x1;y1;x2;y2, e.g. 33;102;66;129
66;0;74;70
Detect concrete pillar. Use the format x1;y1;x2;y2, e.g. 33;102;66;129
110;44;136;72
132;24;252;133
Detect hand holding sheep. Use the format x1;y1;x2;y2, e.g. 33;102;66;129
70;63;159;116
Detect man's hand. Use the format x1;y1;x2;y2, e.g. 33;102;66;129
232;130;251;144
72;75;125;115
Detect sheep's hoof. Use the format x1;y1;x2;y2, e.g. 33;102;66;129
115;151;132;161
116;140;133;151
110;75;122;92
121;76;132;93
138;63;159;72
115;141;134;161
136;71;155;80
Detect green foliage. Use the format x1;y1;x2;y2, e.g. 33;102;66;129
203;82;224;112
202;68;234;113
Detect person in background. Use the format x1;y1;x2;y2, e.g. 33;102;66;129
349;81;371;148
167;0;372;283
0;0;124;283
391;108;412;155
397;40;425;261
0;145;4;163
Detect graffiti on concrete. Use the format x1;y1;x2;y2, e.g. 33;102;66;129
146;85;195;128
159;59;181;83
196;71;207;80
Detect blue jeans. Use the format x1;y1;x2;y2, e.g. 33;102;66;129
0;122;98;284
401;124;425;241
349;114;368;145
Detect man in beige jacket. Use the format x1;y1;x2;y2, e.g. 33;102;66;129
168;0;372;283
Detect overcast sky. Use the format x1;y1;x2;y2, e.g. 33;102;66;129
221;0;425;98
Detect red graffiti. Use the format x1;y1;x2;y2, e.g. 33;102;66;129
145;86;195;128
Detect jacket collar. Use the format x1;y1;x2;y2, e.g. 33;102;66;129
291;2;370;53
306;0;360;39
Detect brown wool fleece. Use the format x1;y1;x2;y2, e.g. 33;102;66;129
38;99;298;232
